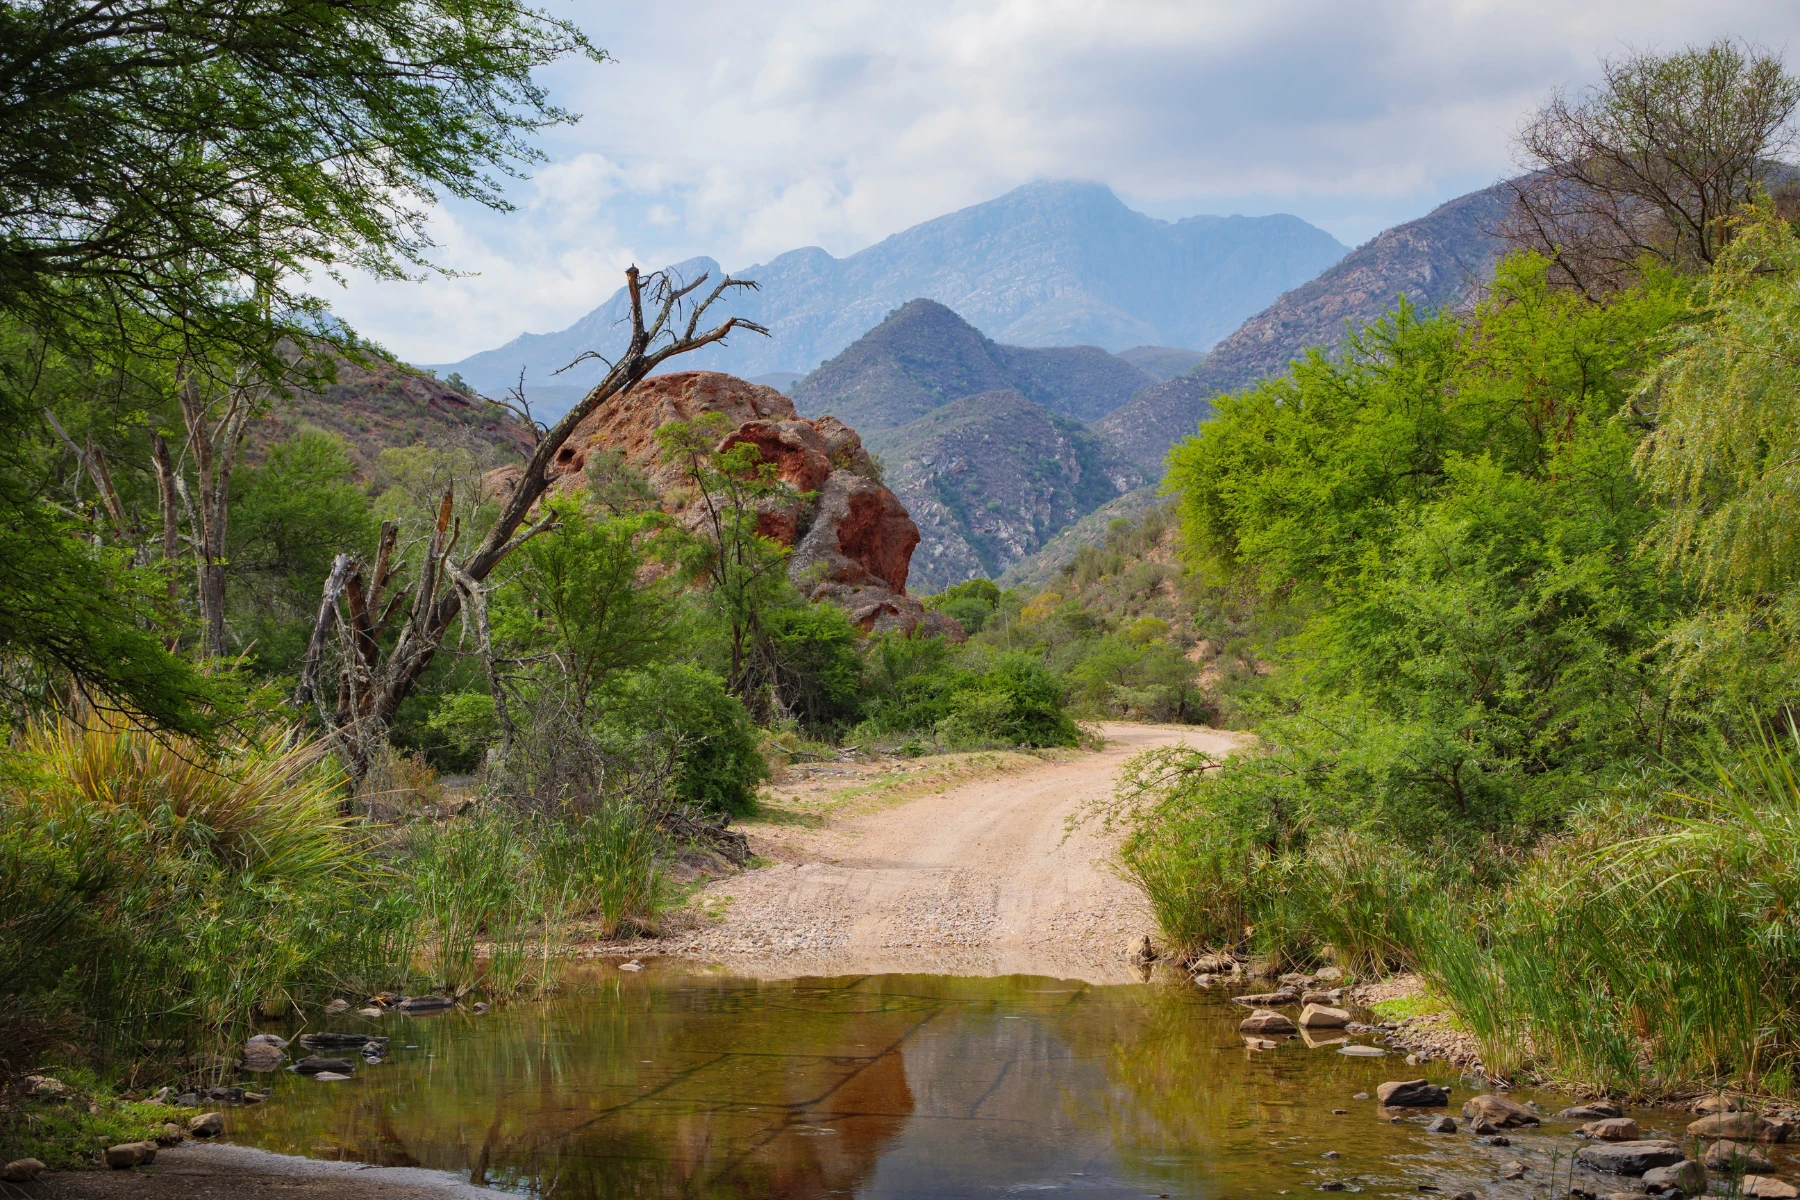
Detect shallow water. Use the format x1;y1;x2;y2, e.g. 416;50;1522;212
225;967;1688;1199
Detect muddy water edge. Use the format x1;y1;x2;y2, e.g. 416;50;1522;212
208;963;1739;1200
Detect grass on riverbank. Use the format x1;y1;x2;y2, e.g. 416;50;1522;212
1118;725;1800;1100
0;720;673;1097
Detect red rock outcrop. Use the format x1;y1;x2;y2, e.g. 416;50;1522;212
493;372;958;637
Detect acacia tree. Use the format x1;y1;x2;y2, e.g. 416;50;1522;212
294;267;767;777
0;0;601;730
1506;40;1800;297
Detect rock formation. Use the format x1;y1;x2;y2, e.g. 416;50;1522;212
491;371;956;637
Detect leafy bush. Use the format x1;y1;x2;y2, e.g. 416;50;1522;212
599;663;769;815
940;651;1080;749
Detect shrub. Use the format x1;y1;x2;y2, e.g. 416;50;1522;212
599;663;769;815
940;652;1079;749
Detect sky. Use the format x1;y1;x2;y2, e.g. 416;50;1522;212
328;0;1800;366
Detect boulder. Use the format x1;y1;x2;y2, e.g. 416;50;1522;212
1742;1178;1800;1200
1239;1009;1297;1035
24;1074;74;1100
241;1040;284;1070
1582;1117;1641;1141
1689;1113;1787;1142
1648;1165;1713;1200
1376;1080;1450;1108
1462;1093;1540;1127
1;1159;45;1183
1575;1140;1686;1175
155;1123;184;1146
1558;1103;1622;1119
104;1142;155;1169
1299;1004;1351;1029
495;371;950;638
1425;1116;1457;1133
1231;990;1300;1008
1693;1095;1750;1115
1704;1140;1776;1174
188;1111;224;1137
293;1055;355;1075
323;998;349;1013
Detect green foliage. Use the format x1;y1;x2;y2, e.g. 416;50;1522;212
761;600;865;727
939;651;1080;749
599;664;769;816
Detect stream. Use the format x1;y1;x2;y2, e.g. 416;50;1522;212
221;965;1688;1199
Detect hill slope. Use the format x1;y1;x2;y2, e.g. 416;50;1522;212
1094;181;1515;472
434;181;1346;409
868;390;1145;592
793;299;1153;433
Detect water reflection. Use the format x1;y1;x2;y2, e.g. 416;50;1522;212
227;968;1673;1198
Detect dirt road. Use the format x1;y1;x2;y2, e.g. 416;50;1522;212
661;722;1236;982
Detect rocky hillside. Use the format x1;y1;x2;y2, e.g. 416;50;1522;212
868;389;1144;593
260;353;534;476
433;180;1346;409
1095;181;1515;472
793;299;1153;432
489;371;955;637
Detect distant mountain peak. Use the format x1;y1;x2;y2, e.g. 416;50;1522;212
431;180;1347;418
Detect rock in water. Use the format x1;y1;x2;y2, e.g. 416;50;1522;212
1575;1140;1686;1175
241;1040;284;1070
1242;1036;1279;1050
1742;1179;1800;1200
1583;1118;1642;1141
311;1071;353;1081
1705;1141;1776;1173
1231;990;1300;1008
1376;1080;1450;1108
1558;1102;1622;1119
396;995;455;1012
323;998;349;1013
1299;1004;1351;1029
1425;1116;1457;1133
1499;1163;1526;1180
1126;935;1157;964
357;1007;384;1018
1239;1009;1297;1035
1463;1093;1540;1127
1693;1095;1750;1115
292;1055;355;1075
299;1032;385;1048
1;1159;45;1183
1689;1113;1787;1142
1641;1161;1707;1196
188;1112;224;1137
1339;1045;1386;1057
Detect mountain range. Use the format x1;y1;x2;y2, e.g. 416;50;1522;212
430;180;1347;413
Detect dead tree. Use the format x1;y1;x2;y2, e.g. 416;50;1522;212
294;265;766;778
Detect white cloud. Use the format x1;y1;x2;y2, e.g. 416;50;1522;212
322;0;1800;363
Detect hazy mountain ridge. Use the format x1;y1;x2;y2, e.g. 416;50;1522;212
433;181;1345;409
792;299;1153;432
1094;181;1515;472
868;389;1146;592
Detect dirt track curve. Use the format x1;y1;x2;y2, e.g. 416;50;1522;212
661;721;1238;983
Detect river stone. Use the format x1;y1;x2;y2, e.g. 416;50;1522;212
1469;1117;1499;1135
1240;1009;1297;1035
324;998;349;1013
293;1055;354;1075
1642;1161;1707;1195
299;1032;384;1048
397;995;456;1012
25;1075;74;1100
1232;990;1299;1008
245;1033;287;1049
1689;1113;1786;1142
1559;1102;1623;1119
1300;1004;1351;1029
175;1092;199;1107
1741;1178;1800;1199
1705;1140;1776;1173
1694;1095;1750;1115
1576;1139;1685;1175
1377;1080;1450;1108
1499;1162;1526;1180
1314;965;1345;983
1426;1116;1457;1133
357;1006;384;1018
1243;1036;1279;1050
155;1123;183;1146
1583;1117;1641;1141
188;1111;224;1137
1463;1093;1540;1127
104;1142;155;1169
311;1071;353;1081
241;1041;284;1070
1339;1045;1386;1057
0;1160;44;1183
